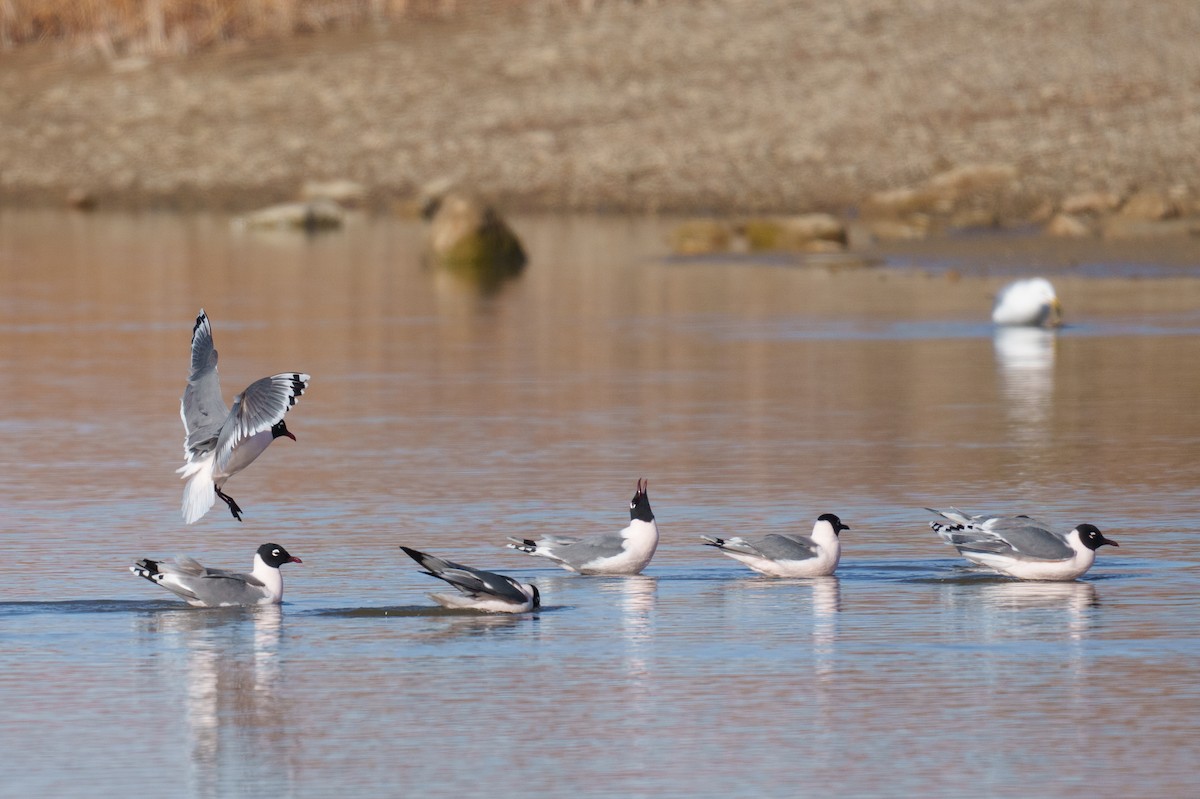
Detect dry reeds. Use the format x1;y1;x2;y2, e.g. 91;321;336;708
0;0;573;56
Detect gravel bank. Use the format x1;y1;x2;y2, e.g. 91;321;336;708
2;0;1199;215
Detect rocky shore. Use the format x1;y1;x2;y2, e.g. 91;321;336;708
2;0;1200;242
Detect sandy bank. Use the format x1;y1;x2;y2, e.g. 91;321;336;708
1;0;1199;217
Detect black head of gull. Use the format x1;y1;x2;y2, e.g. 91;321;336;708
630;478;654;523
1076;523;1119;551
271;420;297;441
817;513;850;536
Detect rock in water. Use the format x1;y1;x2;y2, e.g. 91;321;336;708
237;200;344;232
424;192;527;286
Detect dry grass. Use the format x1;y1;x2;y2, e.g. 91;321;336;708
0;0;586;56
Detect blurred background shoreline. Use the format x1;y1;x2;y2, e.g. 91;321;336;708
1;0;1199;227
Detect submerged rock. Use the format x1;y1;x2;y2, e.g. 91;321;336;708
66;188;96;211
1045;212;1092;238
424;192;526;286
740;213;846;251
237;199;345;231
867;216;931;241
669;219;733;255
1118;190;1177;221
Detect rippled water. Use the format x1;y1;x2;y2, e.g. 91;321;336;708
1;210;1198;797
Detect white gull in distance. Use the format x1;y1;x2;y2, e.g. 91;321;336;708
992;278;1063;327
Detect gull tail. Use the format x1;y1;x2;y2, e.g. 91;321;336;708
926;507;973;543
130;559;163;582
701;535;756;556
177;457;216;524
506;537;539;555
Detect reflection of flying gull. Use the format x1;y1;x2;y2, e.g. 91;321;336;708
928;508;1117;580
400;546;539;613
130;543;302;606
506;480;659;575
177;309;310;524
992;278;1062;327
701;513;849;577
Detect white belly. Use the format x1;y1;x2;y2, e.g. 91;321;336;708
724;547;839;577
214;430;274;485
963;549;1095;581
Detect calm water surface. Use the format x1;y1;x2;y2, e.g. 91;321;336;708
1;211;1198;797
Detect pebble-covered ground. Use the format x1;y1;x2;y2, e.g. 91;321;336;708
2;0;1199;217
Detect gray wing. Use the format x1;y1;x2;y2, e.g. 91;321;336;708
214;373;309;473
703;534;818;560
183;572;268;605
167;555;208;576
946;515;1074;560
180;310;229;459
402;547;528;604
553;533;628;567
200;566;267;588
979;516;1073;559
748;534;820;561
535;534;580;546
147;556;265;603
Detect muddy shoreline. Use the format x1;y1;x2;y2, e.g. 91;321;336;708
2;1;1199;220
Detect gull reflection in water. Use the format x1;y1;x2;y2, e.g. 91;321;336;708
599;576;658;690
810;577;841;684
978;580;1097;641
993;327;1057;446
600;575;657;643
139;606;293;799
421;611;528;641
976;579;1097;744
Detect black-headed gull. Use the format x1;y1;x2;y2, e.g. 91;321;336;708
506;479;658;575
992;278;1062;327
400;546;540;613
928;507;1118;580
177;309;310;523
130;543;302;607
702;513;848;577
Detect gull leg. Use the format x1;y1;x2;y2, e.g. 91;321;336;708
215;486;244;522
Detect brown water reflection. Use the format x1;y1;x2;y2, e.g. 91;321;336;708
1;210;1198;797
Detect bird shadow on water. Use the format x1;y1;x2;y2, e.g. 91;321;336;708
842;558;1138;586
0;598;196;617
301;604;557;617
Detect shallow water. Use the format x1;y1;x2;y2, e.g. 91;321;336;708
1;210;1198;797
